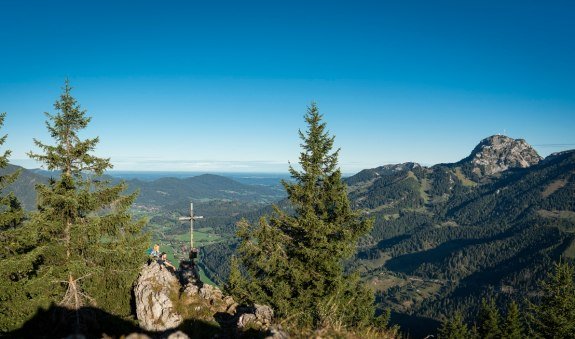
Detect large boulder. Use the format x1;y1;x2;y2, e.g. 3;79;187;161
134;261;183;331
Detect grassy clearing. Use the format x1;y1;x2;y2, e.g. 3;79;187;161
357;253;392;273
542;178;568;198
419;177;430;203
198;266;217;286
563;239;575;259
538;209;575;224
454;167;477;187
370;273;444;314
173;229;223;246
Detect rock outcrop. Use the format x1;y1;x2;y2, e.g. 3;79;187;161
462;135;542;176
134;261;183;331
133;260;277;336
236;304;274;330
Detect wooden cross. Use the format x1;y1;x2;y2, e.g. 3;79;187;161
178;202;203;250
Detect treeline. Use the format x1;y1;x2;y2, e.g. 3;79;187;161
438;260;575;338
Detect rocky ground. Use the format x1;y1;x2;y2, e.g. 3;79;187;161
131;260;282;338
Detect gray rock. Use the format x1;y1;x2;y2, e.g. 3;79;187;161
463;135;541;176
254;304;274;325
237;313;257;329
223;295;236;306
265;326;290;339
124;334;151;339
236;304;274;330
183;283;199;296
199;284;214;299
167;331;190;339
134;261;183;331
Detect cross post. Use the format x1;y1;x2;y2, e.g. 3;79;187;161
178;202;203;250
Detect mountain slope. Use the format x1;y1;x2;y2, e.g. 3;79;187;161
345;137;574;335
0;164;48;210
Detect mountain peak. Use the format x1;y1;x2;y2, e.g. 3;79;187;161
462;135;542;176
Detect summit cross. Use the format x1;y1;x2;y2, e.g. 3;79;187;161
178;202;204;250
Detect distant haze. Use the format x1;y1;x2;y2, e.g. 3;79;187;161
2;1;574;172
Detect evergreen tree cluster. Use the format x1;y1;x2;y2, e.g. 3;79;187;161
0;81;148;333
439;260;575;338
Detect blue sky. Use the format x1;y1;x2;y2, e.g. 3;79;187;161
1;0;574;173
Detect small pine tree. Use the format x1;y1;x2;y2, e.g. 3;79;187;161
527;259;575;338
477;297;501;339
438;312;470;339
229;103;374;328
501;300;523;339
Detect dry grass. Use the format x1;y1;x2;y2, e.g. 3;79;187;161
280;323;399;339
541;178;568;198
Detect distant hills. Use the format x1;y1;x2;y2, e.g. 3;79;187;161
0;168;286;211
129;173;284;206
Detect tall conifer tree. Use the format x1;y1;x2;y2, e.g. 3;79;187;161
438;312;470;339
228;103;374;328
502;300;523;339
477;297;501;339
0;81;148;333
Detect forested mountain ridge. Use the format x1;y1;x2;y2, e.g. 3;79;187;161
0;164;48;210
126;173;284;206
200;135;574;336
4;168;285;211
345;136;575;335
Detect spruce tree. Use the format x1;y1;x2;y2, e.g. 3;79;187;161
502;300;523;339
438;312;470;339
528;260;575;338
0;81;148;333
477;297;501;339
228;103;374;328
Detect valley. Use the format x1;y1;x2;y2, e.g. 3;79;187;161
4;135;574;336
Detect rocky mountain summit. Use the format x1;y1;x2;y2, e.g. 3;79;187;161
133;261;280;338
460;135;542;176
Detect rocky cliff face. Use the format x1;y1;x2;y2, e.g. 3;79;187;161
462;135;542;176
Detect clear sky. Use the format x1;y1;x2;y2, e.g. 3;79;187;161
1;0;574;173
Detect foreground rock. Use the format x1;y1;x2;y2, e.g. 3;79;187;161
134;261;183;331
133;260;278;336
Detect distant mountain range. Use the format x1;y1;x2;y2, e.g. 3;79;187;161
196;135;574;337
342;135;574;336
3;135;574;337
0;167;286;211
